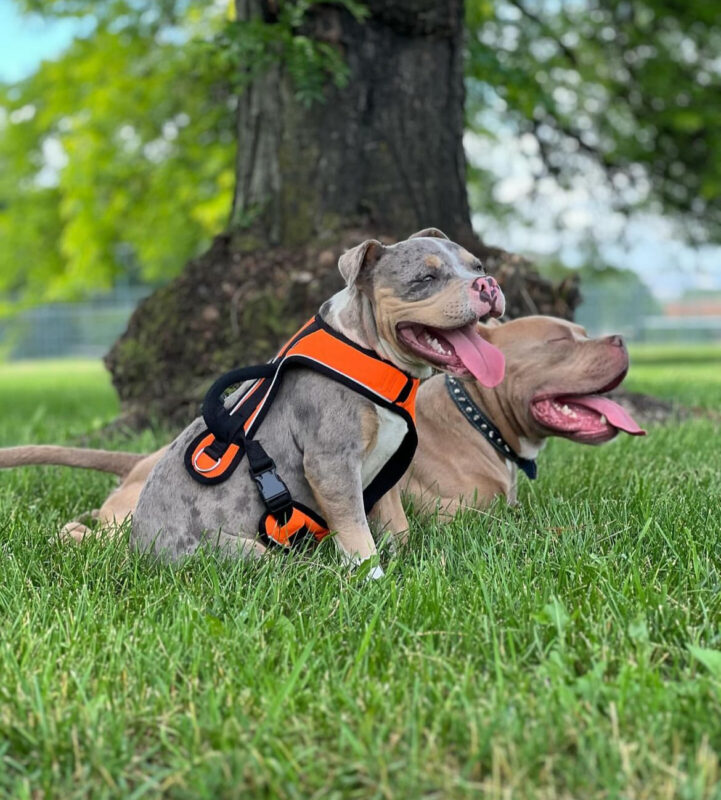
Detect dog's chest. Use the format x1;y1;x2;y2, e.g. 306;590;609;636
361;406;408;489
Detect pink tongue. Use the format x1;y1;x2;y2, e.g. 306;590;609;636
439;327;506;387
565;395;646;436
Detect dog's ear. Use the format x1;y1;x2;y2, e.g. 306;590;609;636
338;239;384;286
408;228;449;240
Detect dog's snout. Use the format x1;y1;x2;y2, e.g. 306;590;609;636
605;334;625;348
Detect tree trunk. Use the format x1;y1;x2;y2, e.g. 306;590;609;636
231;0;472;247
105;0;580;428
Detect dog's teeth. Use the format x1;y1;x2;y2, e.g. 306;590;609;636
600;414;607;425
561;404;571;415
426;335;445;354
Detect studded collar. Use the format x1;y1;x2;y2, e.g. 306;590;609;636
444;376;537;480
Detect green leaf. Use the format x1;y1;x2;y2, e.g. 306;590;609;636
689;645;721;678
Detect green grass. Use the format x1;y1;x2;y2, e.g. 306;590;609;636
627;343;721;409
1;350;721;798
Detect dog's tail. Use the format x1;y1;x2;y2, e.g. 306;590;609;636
0;445;147;478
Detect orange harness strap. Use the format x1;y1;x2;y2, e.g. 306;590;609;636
184;316;420;549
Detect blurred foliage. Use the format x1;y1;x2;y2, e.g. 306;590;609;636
1;0;719;308
0;1;236;311
0;0;360;310
465;0;721;242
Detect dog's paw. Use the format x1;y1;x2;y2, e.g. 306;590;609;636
55;521;92;545
349;557;385;582
364;564;385;581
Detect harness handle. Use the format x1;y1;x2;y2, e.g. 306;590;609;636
201;363;277;445
198;362;294;522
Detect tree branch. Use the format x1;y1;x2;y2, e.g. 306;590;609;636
507;0;579;68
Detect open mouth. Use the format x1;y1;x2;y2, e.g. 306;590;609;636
530;371;646;444
396;322;505;387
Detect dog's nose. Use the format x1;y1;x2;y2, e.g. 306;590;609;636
605;334;625;348
469;276;505;318
472;276;497;298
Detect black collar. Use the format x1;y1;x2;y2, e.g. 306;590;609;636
445;376;537;480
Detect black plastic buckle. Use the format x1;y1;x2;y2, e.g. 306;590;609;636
251;465;293;518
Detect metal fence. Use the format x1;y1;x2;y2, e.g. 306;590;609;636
1;287;151;360
576;284;721;343
2;283;720;361
633;314;721;343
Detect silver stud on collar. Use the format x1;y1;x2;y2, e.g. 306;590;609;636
446;374;536;481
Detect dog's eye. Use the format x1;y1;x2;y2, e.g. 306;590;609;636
414;274;436;284
547;336;571;344
471;260;485;272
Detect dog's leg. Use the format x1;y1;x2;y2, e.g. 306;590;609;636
303;453;383;578
59;520;94;543
369;485;409;551
58;509;126;544
59;448;170;547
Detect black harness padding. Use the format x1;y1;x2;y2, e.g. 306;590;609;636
445;375;537;480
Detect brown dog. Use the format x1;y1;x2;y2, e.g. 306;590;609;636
398;315;645;520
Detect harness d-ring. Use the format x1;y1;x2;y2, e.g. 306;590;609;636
192;449;222;473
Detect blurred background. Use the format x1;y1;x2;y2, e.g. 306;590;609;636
1;0;720;361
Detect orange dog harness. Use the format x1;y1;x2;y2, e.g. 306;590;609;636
184;316;420;549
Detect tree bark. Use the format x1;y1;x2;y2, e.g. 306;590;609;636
105;0;580;428
231;0;472;247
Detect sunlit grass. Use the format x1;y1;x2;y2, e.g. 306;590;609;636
1;352;720;798
629;342;721;364
627;343;721;408
0;359;117;442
